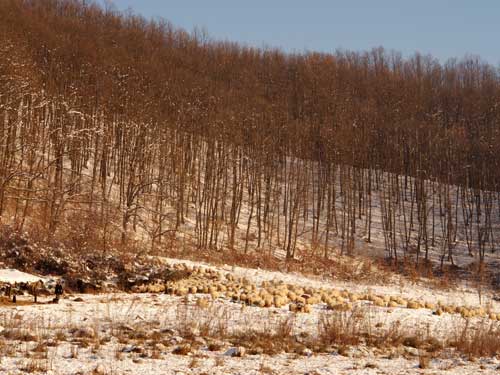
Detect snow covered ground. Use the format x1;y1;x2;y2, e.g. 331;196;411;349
0;269;47;284
1;334;498;375
1;260;499;374
1;293;499;375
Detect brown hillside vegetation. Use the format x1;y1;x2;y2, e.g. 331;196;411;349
0;0;498;277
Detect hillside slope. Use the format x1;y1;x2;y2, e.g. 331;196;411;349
0;1;498;280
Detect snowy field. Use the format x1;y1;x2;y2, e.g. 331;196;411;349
1;259;500;375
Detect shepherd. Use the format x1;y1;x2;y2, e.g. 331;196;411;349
54;280;64;303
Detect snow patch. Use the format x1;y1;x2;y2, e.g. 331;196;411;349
0;269;45;283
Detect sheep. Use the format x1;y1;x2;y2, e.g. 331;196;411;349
273;296;287;308
442;305;455;314
475;307;486;317
263;296;273;308
217;284;227;292
330;289;341;298
261;281;271;289
175;287;189;297
349;293;360;302
390;296;406;305
335;296;345;304
406;300;420;309
136;283;163;293
328;302;352;312
388;301;399;308
389;296;401;305
287;291;297;301
460;308;472;318
247;295;262;307
305;295;321;305
274;289;288;298
424;302;436;310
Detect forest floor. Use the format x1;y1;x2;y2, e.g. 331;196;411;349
1;256;500;375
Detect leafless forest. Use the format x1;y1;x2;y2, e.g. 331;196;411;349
0;0;499;272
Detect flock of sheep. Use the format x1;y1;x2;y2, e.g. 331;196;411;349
2;262;497;321
133;263;500;321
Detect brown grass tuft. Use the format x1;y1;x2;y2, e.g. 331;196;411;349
449;318;500;358
318;308;367;347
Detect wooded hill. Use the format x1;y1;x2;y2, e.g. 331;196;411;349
0;0;498;268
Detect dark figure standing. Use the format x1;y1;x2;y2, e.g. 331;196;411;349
54;281;64;303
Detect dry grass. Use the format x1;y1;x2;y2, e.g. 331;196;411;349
0;314;39;343
172;344;191;355
175;299;229;340
163;244;394;285
188;356;200;368
69;345;79;359
228;316;305;355
449;318;500;358
31;342;48;357
159;233;495;291
173;299;307;356
20;358;48;373
214;355;225;367
207;341;223;351
316;306;448;358
0;296;35;306
318;307;368;348
418;352;431;369
258;362;276;374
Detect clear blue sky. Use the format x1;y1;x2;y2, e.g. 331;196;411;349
102;0;500;65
